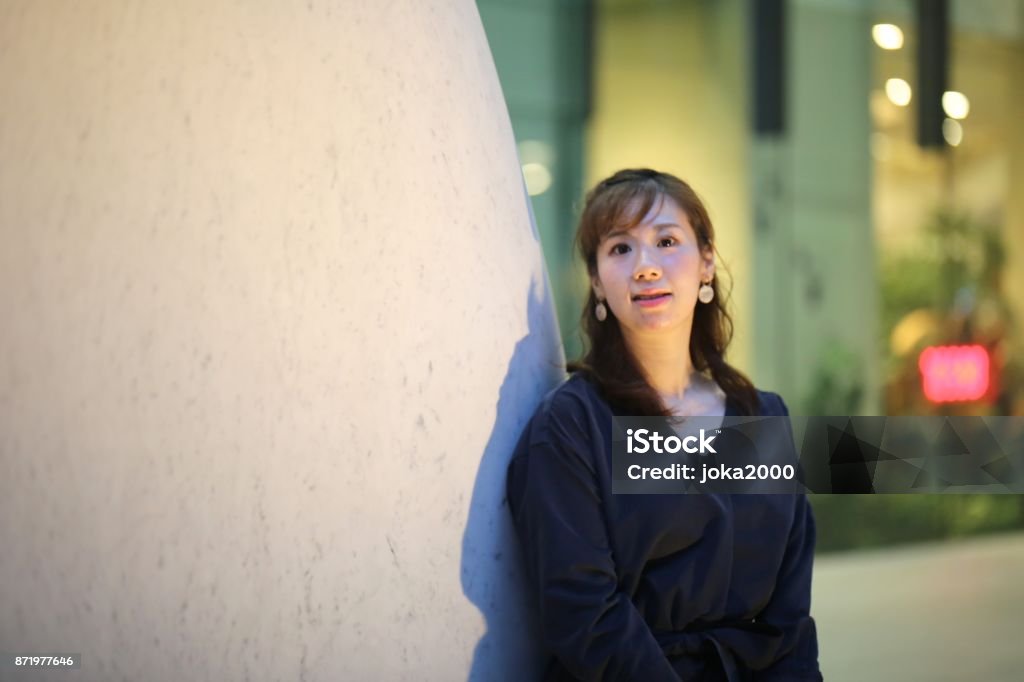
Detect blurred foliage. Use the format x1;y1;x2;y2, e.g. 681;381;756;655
929;209;1005;308
801;340;864;415
810;494;1024;554
881;207;1023;415
878;252;943;350
879;208;1015;367
814;207;1024;555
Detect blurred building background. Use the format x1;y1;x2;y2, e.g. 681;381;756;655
478;0;1024;417
478;2;1024;675
479;0;1024;667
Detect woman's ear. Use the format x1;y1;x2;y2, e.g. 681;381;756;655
591;275;605;301
702;251;716;282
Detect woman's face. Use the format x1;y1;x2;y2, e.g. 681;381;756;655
592;195;714;337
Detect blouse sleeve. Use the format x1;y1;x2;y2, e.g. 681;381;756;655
506;394;680;681
753;394;824;681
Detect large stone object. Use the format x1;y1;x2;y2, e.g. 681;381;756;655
0;2;562;679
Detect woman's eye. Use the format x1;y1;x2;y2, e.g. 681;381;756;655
610;243;630;255
658;237;677;247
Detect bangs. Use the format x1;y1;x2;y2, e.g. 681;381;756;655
596;181;663;240
578;179;665;268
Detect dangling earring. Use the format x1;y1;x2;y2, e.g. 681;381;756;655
698;280;714;304
595;299;608;321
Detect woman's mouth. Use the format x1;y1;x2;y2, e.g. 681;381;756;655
632;292;672;308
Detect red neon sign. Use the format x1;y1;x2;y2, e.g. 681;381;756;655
918;344;990;403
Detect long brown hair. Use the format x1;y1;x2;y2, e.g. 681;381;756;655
567;168;759;416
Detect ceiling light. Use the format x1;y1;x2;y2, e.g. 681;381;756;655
942;118;963;147
942;91;970;119
885;78;912;106
872;24;904;50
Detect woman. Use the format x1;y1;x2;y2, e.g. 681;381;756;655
507;169;822;681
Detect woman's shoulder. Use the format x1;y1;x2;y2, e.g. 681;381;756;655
534;372;604;414
519;372;607;446
749;388;791;416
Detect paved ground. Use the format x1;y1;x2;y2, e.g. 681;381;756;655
813;531;1024;681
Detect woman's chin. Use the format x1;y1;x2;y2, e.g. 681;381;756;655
621;315;690;336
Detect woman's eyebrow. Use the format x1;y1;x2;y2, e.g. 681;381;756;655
604;222;682;241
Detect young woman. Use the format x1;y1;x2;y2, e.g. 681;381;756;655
507;169;822;681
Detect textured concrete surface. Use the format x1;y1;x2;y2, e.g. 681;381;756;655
0;1;562;680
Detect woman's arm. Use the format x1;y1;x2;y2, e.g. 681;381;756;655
751;394;823;680
507;397;679;681
751;493;824;681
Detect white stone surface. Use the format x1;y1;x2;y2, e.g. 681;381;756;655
0;1;562;679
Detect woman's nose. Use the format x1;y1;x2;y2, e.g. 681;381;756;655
633;245;661;280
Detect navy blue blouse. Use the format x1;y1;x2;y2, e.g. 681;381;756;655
507;373;822;681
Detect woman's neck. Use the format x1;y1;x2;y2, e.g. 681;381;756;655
622;327;695;401
622;325;725;416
